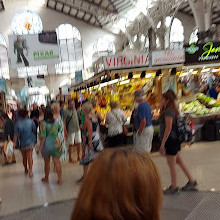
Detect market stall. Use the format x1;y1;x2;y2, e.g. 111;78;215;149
71;51;188;148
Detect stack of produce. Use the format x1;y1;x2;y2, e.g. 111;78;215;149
181;100;210;115
197;93;220;107
181;99;220;116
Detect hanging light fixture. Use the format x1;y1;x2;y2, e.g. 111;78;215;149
128;72;133;79
156;69;162;76
171;68;176;75
115;73;119;79
140;71;146;78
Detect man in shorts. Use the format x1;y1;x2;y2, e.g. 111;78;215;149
64;100;81;163
134;90;154;154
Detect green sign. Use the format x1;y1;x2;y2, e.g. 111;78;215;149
33;50;59;60
185;41;220;64
185;44;199;54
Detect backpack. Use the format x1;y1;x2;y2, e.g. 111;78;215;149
176;116;193;143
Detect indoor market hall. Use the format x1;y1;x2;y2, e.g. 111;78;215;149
0;0;220;220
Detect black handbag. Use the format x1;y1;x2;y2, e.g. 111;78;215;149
100;124;108;134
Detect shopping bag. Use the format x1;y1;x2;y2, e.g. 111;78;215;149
6;141;14;157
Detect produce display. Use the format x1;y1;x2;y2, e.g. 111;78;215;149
181;94;220;116
197;93;220;107
181;100;210;115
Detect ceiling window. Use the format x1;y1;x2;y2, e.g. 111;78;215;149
55;24;83;74
12;9;43;35
0;34;6;47
0;33;9;79
93;37;115;56
189;28;199;44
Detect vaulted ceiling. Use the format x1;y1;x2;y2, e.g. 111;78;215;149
45;0;220;28
0;0;219;29
179;0;220;25
46;0;133;28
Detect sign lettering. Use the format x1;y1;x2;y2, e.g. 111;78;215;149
104;54;149;70
185;41;220;64
152;50;185;66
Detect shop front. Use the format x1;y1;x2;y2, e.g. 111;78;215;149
180;41;220;141
72;51;188;148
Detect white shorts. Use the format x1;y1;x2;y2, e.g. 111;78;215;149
135;125;154;153
67;131;81;145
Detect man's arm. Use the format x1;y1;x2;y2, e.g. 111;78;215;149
137;105;147;136
137;118;146;136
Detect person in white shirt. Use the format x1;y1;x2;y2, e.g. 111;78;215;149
106;101;127;147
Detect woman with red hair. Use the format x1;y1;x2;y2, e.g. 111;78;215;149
72;148;162;220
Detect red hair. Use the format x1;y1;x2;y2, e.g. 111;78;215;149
72;148;162;220
160;90;179;118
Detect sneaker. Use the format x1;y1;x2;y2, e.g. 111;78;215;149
182;181;198;191
164;186;180;195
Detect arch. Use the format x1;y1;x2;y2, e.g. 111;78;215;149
169;17;184;43
55;24;83;74
12;9;43;35
56;24;81;41
92;37;115;59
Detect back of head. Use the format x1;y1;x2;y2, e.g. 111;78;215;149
18;109;28;119
91;99;97;108
82;102;92;115
134;89;145;101
163;90;177;101
51;102;60;112
72;148;162;220
161;89;179;117
110;101;118;109
44;107;54;123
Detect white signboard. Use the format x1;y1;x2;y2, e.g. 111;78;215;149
152;50;185;66
9;32;59;68
103;53;149;70
25;76;45;88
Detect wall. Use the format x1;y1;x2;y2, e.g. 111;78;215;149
6;78;25;91
45;74;70;94
6;74;70;95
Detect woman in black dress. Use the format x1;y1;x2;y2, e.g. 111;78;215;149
159;90;197;194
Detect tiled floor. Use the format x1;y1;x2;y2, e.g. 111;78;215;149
0;141;220;217
2;192;220;220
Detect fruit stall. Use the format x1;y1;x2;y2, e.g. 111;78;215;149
180;93;220;141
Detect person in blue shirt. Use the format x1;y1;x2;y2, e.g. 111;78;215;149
14;109;37;177
60;101;65;119
208;84;219;99
134;90;154;154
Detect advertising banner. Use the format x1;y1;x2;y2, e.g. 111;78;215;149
25;76;45;88
103;53;149;70
152;50;185;66
75;70;83;84
9;32;59;68
0;79;6;92
185;42;220;64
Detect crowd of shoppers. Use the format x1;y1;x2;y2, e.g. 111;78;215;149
0;88;198;203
